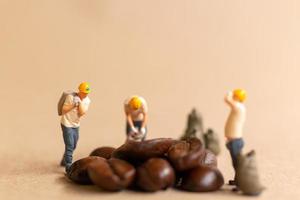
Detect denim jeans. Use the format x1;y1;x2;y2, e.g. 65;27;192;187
61;124;79;171
126;120;147;140
226;138;244;180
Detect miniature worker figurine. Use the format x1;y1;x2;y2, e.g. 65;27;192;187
124;95;148;141
224;89;247;186
60;82;91;172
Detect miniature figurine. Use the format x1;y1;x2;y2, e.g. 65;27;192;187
224;89;246;186
204;129;221;155
124;95;148;141
181;108;204;141
58;82;91;173
236;150;265;195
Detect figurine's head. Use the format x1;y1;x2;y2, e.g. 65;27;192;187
129;96;142;110
233;89;247;102
78;82;91;98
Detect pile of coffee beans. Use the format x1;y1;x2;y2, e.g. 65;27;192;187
67;138;224;192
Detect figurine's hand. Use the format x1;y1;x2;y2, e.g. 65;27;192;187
140;127;146;135
129;127;145;140
130;127;138;134
132;127;146;140
227;91;233;98
73;96;81;107
224;91;233;103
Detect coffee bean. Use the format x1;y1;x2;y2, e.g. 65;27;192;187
179;165;224;192
136;158;175;192
89;146;116;159
87;158;136;191
67;156;104;184
67;137;224;194
112;138;176;164
167;138;206;171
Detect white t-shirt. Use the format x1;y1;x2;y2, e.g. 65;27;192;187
124;96;148;121
61;94;91;128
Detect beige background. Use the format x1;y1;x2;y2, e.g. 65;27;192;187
0;0;299;199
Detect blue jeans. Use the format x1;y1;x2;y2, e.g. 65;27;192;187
61;124;79;171
226;138;244;180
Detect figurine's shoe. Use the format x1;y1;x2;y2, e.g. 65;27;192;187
65;165;71;174
228;180;236;185
232;187;240;192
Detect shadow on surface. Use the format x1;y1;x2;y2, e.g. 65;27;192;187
55;173;246;197
55;175;121;195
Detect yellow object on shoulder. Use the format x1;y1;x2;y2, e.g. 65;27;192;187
233;89;247;102
78;82;91;94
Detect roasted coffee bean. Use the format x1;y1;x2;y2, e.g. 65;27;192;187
89;146;115;159
136;158;175;192
167;138;205;171
67;137;224;194
201;149;218;167
112;138;176;163
68;156;104;184
180;165;224;192
87;158;136;191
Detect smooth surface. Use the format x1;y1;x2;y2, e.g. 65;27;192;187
0;0;299;199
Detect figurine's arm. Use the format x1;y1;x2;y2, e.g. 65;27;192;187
141;112;148;128
62;104;76;115
77;103;87;117
126;113;135;130
141;99;148;128
124;105;135;130
224;91;235;107
62;95;76;115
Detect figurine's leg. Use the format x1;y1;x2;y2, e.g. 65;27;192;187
126;122;132;141
73;127;79;150
133;121;142;131
60;124;66;166
226;139;238;185
233;139;244;182
226;138;244;185
61;125;76;173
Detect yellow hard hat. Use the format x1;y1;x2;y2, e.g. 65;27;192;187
129;96;142;110
233;89;247;102
78;82;91;94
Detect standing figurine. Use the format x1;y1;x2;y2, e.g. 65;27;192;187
124;95;148;141
181;108;204;141
58;82;91;173
224;89;246;186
